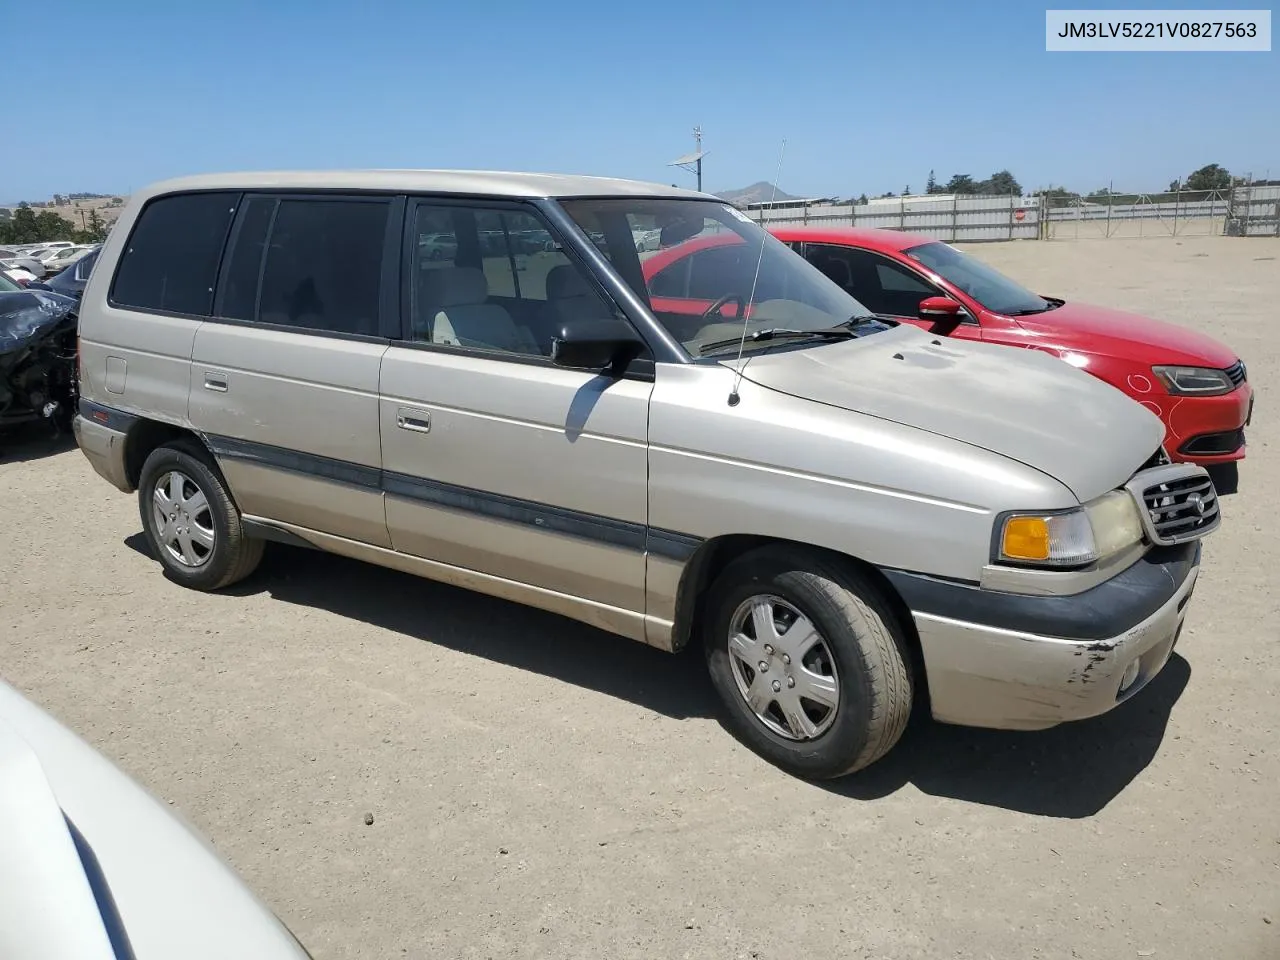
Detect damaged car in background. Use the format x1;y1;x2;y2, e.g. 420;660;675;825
0;286;79;437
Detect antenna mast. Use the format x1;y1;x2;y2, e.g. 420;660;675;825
668;126;708;193
727;138;788;407
694;126;702;192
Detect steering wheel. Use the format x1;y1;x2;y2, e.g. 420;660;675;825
701;293;746;321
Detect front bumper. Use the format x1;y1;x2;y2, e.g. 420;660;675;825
1168;383;1254;464
885;542;1200;731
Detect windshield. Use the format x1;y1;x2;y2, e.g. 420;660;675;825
904;241;1051;315
558;198;884;356
0;273;21;292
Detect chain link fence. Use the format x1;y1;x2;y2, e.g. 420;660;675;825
1043;185;1280;238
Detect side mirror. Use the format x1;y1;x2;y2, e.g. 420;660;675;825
918;295;964;336
25;280;53;291
551;318;644;375
658;215;704;248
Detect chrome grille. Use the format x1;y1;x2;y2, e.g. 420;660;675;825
1126;464;1221;545
1225;360;1246;386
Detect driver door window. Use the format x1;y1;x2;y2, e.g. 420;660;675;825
688;246;751;300
408;203;629;358
804;244;979;336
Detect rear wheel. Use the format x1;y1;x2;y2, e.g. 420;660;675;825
137;441;263;591
703;548;913;779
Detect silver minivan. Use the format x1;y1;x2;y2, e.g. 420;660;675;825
74;171;1219;778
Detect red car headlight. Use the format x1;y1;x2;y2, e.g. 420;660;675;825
1152;365;1234;396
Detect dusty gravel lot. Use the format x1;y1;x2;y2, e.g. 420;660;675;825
2;234;1277;960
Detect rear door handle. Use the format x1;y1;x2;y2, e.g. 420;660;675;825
396;407;431;434
204;372;228;392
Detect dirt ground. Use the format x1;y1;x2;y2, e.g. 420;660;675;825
1;234;1277;960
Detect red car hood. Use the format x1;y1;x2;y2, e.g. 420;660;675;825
1010;300;1239;368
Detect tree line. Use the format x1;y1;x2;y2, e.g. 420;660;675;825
852;170;1025;202
0;202;108;245
847;163;1248;205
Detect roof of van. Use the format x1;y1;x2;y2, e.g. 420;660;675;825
138;170;713;201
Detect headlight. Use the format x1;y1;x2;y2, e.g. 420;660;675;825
1087;490;1146;557
996;491;1144;568
1152;365;1234;396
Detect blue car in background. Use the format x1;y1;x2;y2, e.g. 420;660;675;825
28;247;99;301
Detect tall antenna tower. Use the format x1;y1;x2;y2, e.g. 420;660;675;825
668;126;707;192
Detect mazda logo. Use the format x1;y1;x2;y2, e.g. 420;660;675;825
1186;493;1207;516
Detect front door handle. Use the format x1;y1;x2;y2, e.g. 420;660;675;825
396;407;431;434
204;372;228;392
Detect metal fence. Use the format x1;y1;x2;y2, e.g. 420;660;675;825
744;183;1280;242
1045;189;1222;238
748;194;1040;242
1227;183;1280;236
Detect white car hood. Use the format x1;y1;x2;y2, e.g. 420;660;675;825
0;720;118;959
0;680;310;960
729;324;1165;501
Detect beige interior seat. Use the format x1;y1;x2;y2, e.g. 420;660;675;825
418;266;537;354
543;264;604;324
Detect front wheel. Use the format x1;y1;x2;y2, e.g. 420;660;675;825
703;548;913;779
137;441;264;591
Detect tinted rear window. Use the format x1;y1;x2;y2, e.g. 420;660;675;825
110;192;236;316
218;196;276;322
217;197;387;336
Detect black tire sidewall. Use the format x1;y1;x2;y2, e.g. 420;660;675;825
137;444;241;590
704;554;898;779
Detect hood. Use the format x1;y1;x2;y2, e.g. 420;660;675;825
731;325;1164;501
0;679;311;960
0;719;119;960
1012;300;1239;368
0;289;78;356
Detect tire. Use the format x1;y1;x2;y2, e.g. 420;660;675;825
137;440;264;591
702;547;913;779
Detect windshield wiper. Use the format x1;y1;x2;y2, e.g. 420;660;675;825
699;326;857;355
842;313;884;328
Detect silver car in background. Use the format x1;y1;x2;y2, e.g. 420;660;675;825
73;171;1219;778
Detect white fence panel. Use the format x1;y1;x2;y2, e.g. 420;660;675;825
748;194;1040;241
744;184;1278;241
1229;184;1280;236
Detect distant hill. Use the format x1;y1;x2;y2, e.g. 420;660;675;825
715;182;802;206
0;195;128;229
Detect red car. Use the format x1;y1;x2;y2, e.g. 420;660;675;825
640;226;1253;484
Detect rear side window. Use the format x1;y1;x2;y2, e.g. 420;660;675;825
110;192;237;316
217;196;388;336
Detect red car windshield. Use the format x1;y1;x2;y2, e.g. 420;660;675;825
904;241;1052;316
559;198;879;356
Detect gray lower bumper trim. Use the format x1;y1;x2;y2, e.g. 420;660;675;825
882;541;1200;641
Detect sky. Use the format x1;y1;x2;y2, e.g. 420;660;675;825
1;0;1276;202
